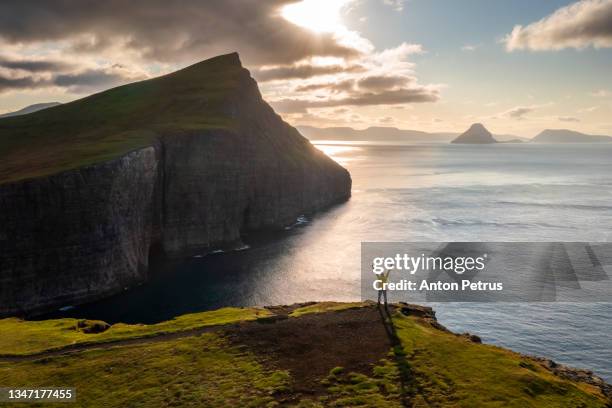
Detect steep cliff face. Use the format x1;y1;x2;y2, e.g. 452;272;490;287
0;147;160;315
0;53;351;316
160;67;350;254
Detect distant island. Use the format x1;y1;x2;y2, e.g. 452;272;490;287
532;129;612;143
299;124;612;145
451;123;497;144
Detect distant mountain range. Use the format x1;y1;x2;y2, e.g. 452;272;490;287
300;125;611;144
0;102;61;118
532;129;612;143
298;125;526;143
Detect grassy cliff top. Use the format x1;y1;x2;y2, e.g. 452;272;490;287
0;302;609;407
0;53;247;184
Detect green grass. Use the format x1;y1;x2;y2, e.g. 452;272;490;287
288;302;367;318
0;307;270;356
0;53;244;184
0;333;290;408
392;311;607;407
0;303;607;407
317;360;405;407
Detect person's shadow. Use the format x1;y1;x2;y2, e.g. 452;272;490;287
377;303;414;406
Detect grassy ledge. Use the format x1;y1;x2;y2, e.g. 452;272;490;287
0;302;609;407
288;301;368;317
0;307;270;356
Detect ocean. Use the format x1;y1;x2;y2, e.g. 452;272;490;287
51;141;612;381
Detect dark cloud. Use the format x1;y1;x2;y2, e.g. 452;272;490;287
334;87;439;106
558;116;580;122
0;57;72;72
0;68;139;94
0;75;49;92
53;69;140;93
271;87;439;113
504;106;535;119
255;64;365;82
357;75;410;91
0;0;360;66
295;79;355;93
505;0;612;51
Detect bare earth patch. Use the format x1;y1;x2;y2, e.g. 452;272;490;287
224;305;394;397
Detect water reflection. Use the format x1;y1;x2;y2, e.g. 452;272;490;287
313;143;362;165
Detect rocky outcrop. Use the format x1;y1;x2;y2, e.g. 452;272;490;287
0;53;351;317
451;123;497;144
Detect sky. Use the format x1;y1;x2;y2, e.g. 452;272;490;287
0;0;611;137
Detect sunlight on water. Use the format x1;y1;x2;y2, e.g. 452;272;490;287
56;142;612;381
313;143;362;165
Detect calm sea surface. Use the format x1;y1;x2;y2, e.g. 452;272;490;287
52;142;612;381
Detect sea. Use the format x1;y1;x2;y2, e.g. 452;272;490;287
50;141;612;381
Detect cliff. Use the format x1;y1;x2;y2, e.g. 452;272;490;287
0;53;351;316
532;129;612;143
0;302;609;407
451;123;498;144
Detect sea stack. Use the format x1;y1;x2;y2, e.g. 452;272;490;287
0;52;352;317
452;123;497;144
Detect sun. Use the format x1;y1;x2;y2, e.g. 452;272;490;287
281;0;349;34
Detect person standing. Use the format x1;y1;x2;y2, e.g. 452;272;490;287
377;269;391;306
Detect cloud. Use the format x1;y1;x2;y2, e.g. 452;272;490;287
590;89;611;97
0;66;143;94
0;0;360;66
558;116;581;122
0;75;49;92
578;105;599;112
357;75;410;91
504;106;535;119
268;40;441;114
0;57;73;72
53;68;144;93
294;79;355;93
461;44;479;51
497;105;544;120
382;0;405;11
504;0;612;51
378;116;394;124
254;64;365;82
270;86;440;113
0;2;441;119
